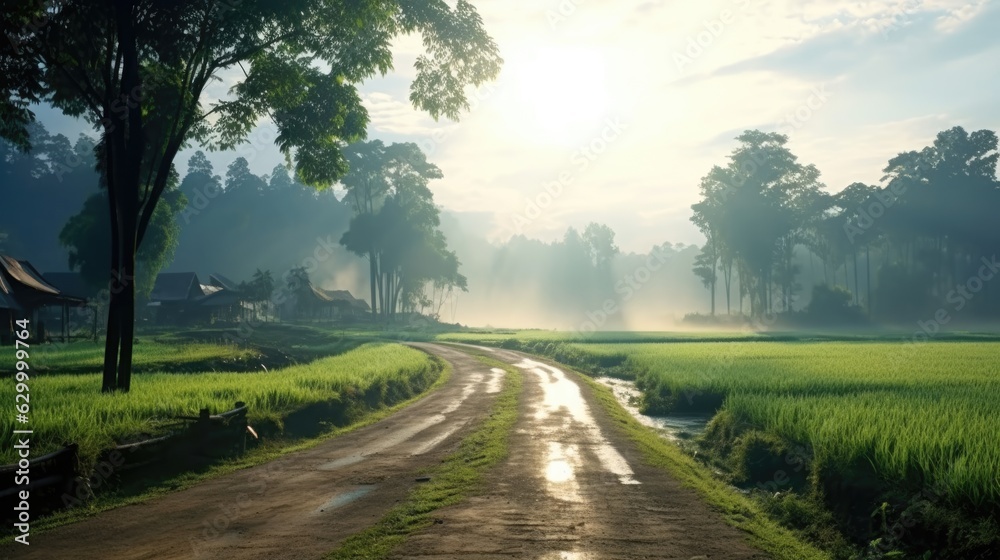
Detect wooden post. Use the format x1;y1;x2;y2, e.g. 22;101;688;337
234;401;247;453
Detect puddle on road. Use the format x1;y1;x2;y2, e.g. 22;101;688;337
317;455;365;470
596;377;711;441
515;359;641;488
320;370;490;470
544;441;584;503
318;414;447;470
314;485;376;513
539;552;595;560
486;367;506;393
411;422;466;455
443;372;482;414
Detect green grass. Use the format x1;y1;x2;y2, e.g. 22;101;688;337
326;357;522;560
502;338;1000;557
573;367;831;560
438;329;766;344
0;339;259;374
438;328;1000;346
565;341;1000;508
0;342;437;466
3;352;453;542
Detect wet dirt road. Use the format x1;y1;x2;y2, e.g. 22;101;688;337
2;345;504;560
392;345;768;560
3;344;767;559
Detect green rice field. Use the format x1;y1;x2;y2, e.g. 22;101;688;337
444;331;1000;556
0;342;437;466
0;339;259;374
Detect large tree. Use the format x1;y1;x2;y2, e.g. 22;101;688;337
339;141;465;321
1;0;501;391
59;167;186;300
691;131;823;317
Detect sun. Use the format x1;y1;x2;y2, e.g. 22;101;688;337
505;45;612;146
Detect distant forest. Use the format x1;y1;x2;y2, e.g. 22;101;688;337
3;122;999;329
690;126;1000;326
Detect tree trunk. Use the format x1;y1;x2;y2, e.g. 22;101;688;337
723;260;732;315
368;252;377;320
865;244;872;317
117;220;138;392
710;281;716;316
102;185;122;393
852;250;859;305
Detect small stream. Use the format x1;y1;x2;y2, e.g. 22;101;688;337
595;377;712;441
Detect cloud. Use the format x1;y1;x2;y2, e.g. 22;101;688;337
361;91;451;136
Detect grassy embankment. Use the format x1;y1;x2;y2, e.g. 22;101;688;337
0;342;439;466
1;328;451;539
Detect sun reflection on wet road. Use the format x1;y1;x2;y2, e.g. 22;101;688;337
515;358;641;493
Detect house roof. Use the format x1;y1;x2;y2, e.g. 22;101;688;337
0;255;85;310
320;288;371;311
198;289;243;307
1;256;59;295
208;273;239;292
150;272;202;302
199;284;223;297
307;284;335;303
0;273;20;311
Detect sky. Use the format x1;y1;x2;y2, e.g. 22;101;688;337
35;0;1000;254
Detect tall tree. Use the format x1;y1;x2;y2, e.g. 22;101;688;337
692;244;718;315
692;131;823;317
60;167;186;299
582;222;620;270
1;0;500;391
339;141;449;320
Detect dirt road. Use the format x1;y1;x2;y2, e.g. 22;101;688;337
3;344;767;559
2;345;502;560
393;345;767;560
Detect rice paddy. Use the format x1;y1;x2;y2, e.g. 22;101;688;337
443;331;1000;555
0;342;438;465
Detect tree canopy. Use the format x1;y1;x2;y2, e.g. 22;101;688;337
690;126;1000;324
338;140;465;321
0;0;501;392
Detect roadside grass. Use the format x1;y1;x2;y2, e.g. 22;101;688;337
555;342;1000;509
1;350;453;541
0;339;259;374
326;356;522;560
0;343;437;466
437;329;1000;346
503;339;1000;558
571;368;831;560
